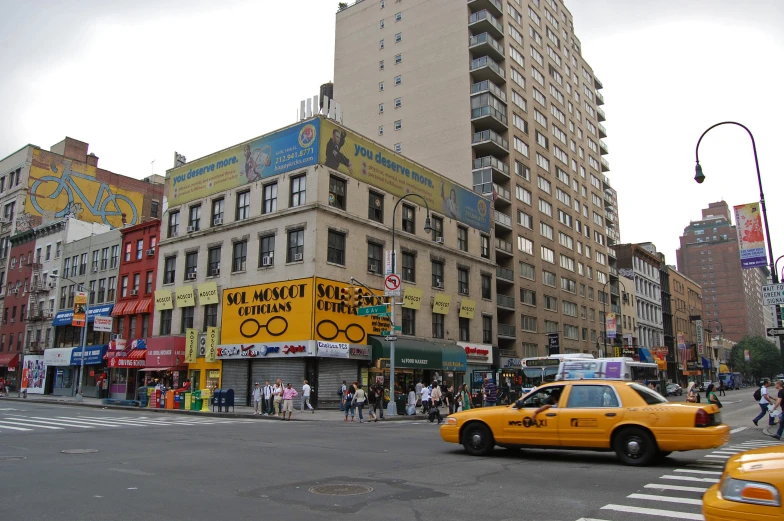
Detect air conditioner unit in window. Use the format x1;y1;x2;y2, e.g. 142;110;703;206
10;318;15;323
435;280;444;289
92;263;98;270
171;231;178;238
147;249;155;256
130;289;138;296
187;272;197;280
435;237;444;244
186;226;194;233
211;268;220;276
294;253;303;262
12;288;18;295
368;261;378;272
112;334;123;340
213;218;223;226
262;256;272;267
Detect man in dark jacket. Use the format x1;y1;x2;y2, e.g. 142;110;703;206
325;129;354;175
483;378;498;407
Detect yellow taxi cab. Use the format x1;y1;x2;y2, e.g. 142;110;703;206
440;380;729;465
703;445;784;520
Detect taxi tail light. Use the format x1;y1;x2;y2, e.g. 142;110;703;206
695;408;710;427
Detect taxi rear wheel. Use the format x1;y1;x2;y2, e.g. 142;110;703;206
461;423;494;456
614;427;657;466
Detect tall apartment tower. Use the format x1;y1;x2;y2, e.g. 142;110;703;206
676;201;766;342
335;0;618;359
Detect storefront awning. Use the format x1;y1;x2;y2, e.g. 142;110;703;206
132;298;152;315
53;304;114;326
638;347;653;363
719;363;729;373
701;357;711;370
0;352;20;369
70;345;109;366
368;337;466;371
139;366;187;372
111;302;130;317
44;348;75;367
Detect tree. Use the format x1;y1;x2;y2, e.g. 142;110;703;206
730;336;783;382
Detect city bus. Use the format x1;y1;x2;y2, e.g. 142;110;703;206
556;357;660;387
498;353;595;401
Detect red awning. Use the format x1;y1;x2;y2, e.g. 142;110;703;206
135;298;152;314
111;302;129;317
0;352;20;368
127;349;146;360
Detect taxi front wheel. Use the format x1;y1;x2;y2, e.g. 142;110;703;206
613;427;657;466
461;423;494;456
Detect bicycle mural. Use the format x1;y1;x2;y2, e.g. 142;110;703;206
26;149;142;229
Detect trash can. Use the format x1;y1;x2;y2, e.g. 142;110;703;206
200;389;211;411
178;392;186;410
138;387;149;408
184;392;192;410
212;389;223;412
191;390;202;411
220;389;235;412
394;394;406;415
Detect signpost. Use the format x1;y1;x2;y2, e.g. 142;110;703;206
385;335;398;342
762;283;784;306
766;327;784;337
384;273;402;297
357;305;387;317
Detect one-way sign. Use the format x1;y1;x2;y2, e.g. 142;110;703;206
766;328;784;336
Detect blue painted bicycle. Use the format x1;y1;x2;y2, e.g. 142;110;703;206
29;160;138;227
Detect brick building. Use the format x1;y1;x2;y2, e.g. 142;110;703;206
676;201;766;342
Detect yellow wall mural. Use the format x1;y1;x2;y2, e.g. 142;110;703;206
26;149;143;228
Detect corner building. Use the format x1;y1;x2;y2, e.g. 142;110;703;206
335;0;617;361
157;117;496;408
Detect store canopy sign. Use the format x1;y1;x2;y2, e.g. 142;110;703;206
216;341;315;359
44;348;74;367
458;342;492;364
314;277;389;345
155;290;173;310
316;341;349;359
175;286;195;307
70;345;109;366
197;282;219;305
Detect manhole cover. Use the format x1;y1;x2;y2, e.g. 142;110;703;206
0;456;26;461
61;449;99;454
309;484;374;496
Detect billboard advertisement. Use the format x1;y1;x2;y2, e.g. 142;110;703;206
319;119;491;233
72;291;87;327
221;278;314;345
313;277;389;345
166;120;319;206
21;355;46;394
733;202;767;269
676;331;686;349
26;149;143;229
606;313;617;339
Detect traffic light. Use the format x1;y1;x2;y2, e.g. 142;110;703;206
340;286;352;303
351;287;363;308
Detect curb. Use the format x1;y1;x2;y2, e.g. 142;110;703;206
0;397;430;422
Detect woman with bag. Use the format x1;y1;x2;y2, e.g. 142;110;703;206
460;384;472;412
352;382;367;423
406;386;417;415
344;387;355;422
686;381;699;403
706;383;722;408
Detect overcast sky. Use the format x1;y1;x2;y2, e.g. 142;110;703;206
1;0;782;271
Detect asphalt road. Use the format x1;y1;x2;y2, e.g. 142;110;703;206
0;390;779;521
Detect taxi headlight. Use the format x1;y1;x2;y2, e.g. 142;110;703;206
720;478;781;507
445;417;458;425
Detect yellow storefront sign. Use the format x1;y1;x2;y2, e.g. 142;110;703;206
26;149;144;229
402;288;423;310
185;329;199;363
155;290;173;310
197;282;219;305
175;286;195;308
459;299;476;319
433;294;451;315
205;327;219;363
221;278;313;345
313;277;390;344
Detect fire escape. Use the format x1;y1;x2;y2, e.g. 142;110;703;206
26;256;50;353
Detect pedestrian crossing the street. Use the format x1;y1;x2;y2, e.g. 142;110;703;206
575;439;783;521
0;413;256;434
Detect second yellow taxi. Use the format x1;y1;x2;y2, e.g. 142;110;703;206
440;380;729;465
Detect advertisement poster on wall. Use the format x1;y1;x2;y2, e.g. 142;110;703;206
72;291;88;327
21;355;46;394
606;313;617;339
733;202;767;268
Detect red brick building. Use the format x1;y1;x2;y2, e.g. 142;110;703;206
111;219;160;339
676;201;766;342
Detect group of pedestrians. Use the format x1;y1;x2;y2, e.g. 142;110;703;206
340;381;385;423
752;379;784;439
252;379;314;421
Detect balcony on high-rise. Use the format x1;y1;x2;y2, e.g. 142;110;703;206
596;90;605;106
594;75;604;90
494;209;512;231
598;123;607;139
600;140;609;156
468;9;504;39
470;55;506;85
498;323;516;339
494;237;513;257
597;106;606;122
471;80;506;102
492;183;511;207
601;157;610;173
497;293;516;310
473;155;509;184
469;32;505;62
496;265;514;283
472;129;509;157
467;0;503;17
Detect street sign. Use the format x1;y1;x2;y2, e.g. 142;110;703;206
381;330;391;336
384;273;402;297
766;328;784;336
762;283;784;306
357;304;387;316
377;312;391;318
384;250;397;275
547;333;560;355
385;335;398;342
393;325;402;331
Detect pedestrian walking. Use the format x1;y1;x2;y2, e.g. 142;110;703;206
282;383;298;421
273;381;284;417
420;384;432;414
768;381;784;439
431;382;442;410
344;387;355;422
372;383;385;421
483;378;498;407
263;380;273;415
444;385;455;415
252;382;263;415
352;382;367;423
301;380;314;413
406;385;417;415
686;381;698;403
753;379;775;426
415;380;423;407
460;384;472;412
718;380;725;396
706;383;722;409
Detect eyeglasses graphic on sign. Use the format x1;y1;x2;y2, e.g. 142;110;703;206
316;320;365;344
240;316;288;338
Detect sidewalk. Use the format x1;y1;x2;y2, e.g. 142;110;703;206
0;394;432;422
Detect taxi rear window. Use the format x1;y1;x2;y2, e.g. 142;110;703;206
629;383;667;405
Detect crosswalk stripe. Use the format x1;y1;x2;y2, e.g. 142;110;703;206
600;504;703;520
710;451;740;455
4;416;94;428
687;463;724;468
673;469;722;475
729;427;748;433
0;422;33;431
575;518;610;521
644;484;709;493
704;455;729;459
661;474;719;483
627;493;702;506
0;419;62;429
62;417;165;427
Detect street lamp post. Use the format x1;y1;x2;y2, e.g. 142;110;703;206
388;194;431;417
601;278;626;357
695;121;781;355
52;274;90;402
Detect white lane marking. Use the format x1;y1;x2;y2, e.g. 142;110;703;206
627;493;702;506
4;416;94;429
673;469;722;475
574;518;609;521
0;422;33;431
661;474;720;483
730;427;748;433
60;417;163;427
704;455;729;459
0;419;62;429
645;484;709;493
710;451;740;455
600;504;703;520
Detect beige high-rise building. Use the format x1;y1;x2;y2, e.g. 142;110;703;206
335;0;617;360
